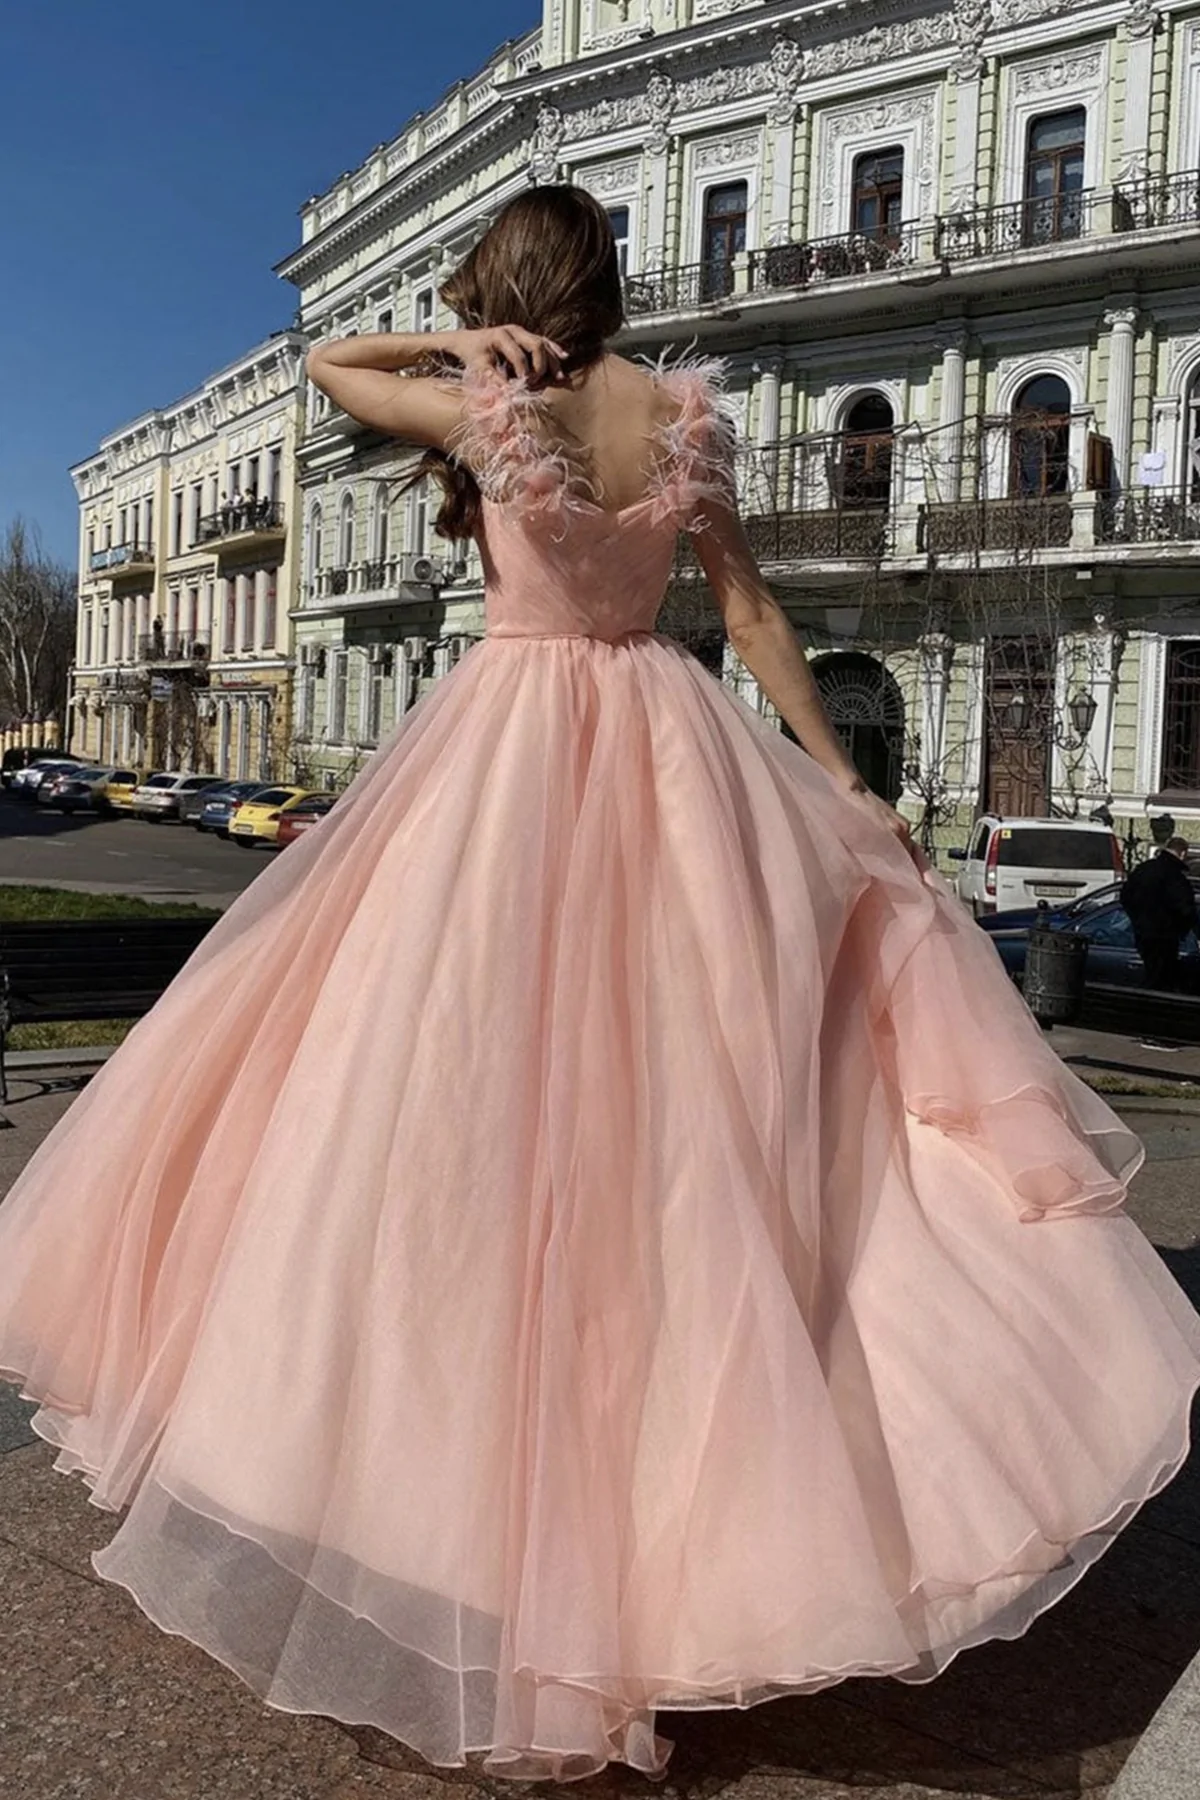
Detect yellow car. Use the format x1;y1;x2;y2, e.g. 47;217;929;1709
98;768;161;814
228;786;325;847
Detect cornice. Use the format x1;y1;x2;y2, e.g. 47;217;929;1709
276;102;527;287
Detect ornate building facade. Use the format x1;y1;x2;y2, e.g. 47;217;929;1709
69;333;307;782
252;0;1200;841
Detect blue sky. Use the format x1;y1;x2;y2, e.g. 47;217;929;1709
1;0;537;566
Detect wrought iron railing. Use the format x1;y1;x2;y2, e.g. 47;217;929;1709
918;497;1074;553
137;632;210;663
742;507;892;560
196;499;285;544
935;190;1111;261
90;543;154;573
1115;167;1200;231
749;223;921;293
623;259;739;317
1100;485;1200;544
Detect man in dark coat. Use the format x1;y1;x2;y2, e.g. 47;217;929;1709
1120;837;1198;990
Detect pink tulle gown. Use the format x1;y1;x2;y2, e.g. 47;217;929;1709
1;356;1199;1783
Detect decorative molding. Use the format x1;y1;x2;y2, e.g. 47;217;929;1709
695;131;761;172
529;101;565;182
768;33;803;125
645;69;675;153
816;90;938;236
991;0;1077;23
1125;0;1159;39
951;0;991;82
1012;50;1103;98
1103;304;1139;332
806;12;955;79
574;155;641;197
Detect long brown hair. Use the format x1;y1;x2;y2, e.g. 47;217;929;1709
405;184;625;541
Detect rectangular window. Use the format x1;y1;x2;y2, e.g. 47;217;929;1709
145;494;154;547
1023;109;1086;245
191;482;203;544
414;288;434;332
607;205;630;276
100;607;110;664
82;607;93;666
118;505;128;544
700;181;747;301
297;662;315;737
261;571;278;648
328;650;348;740
171;490;183;557
377;307;394;335
411;486;429;555
223;580;236;655
852;148;904;243
267;446;282;504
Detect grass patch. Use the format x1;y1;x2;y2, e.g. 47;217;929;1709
1081;1070;1200;1101
1;886;221;1052
0;885;221;921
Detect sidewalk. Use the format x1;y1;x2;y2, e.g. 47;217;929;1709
0;1052;1197;1800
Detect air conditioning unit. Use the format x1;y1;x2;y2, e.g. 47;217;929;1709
401;635;426;660
399;552;442;586
368;643;394;673
448;634;475;660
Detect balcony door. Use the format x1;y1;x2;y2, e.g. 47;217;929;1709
838;393;895;508
1010;374;1072;497
1024;109;1085;244
983;636;1052;815
852;148;904;246
700;181;746;301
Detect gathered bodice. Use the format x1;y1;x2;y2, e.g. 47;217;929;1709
447;354;737;641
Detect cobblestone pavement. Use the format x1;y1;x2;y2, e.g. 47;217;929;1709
0;1055;1196;1800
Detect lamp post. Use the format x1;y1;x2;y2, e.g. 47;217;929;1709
1067;688;1098;744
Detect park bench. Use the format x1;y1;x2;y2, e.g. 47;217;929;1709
0;916;217;1102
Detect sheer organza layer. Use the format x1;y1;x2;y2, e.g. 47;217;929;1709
2;631;1199;1780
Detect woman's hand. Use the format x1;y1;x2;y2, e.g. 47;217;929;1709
835;776;918;857
439;325;568;386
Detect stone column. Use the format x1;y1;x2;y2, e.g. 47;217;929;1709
937;323;969;502
254;570;270;650
755;353;783;507
1104;303;1138;490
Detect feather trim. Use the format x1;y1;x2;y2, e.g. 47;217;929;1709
637;346;740;530
446;363;594;521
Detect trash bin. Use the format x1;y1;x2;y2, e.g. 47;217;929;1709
1023;911;1088;1025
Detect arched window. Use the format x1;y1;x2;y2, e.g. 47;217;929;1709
371;488;391;562
852;148;904;243
839;393;894;508
782;652;905;802
1010;374;1072;497
339;492;356;568
1024;109;1086;244
700;181;747;301
1185;372;1200;499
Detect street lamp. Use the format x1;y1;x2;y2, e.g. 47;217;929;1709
1004;689;1033;732
1067;688;1098;741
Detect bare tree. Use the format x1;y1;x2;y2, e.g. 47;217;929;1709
0;518;76;731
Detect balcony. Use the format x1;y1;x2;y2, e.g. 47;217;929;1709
743;507;892;561
748;224;922;294
137;632;210;666
195;498;285;548
305;553;447;615
89;542;154;576
1100;486;1200;545
934;190;1116;263
1114;167;1200;231
918;496;1075;554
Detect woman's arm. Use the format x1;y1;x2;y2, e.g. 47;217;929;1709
688;500;913;844
305;326;566;447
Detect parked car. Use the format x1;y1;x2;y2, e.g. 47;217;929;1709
275;793;338;847
178;779;232;826
46;766;137;813
983;891;1200;993
96;768;160;815
949;815;1123;917
9;756;84;800
131;772;221;822
196;781;273;837
2;745;76;788
229;786;325;847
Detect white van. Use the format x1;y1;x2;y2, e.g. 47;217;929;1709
951;815;1123;917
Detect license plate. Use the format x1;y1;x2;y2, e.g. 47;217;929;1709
1031;884;1077;897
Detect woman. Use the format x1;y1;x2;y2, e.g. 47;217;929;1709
0;186;1197;1783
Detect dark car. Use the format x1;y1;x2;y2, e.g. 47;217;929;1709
196;781;271;837
9;756;84;800
2;745;67;788
177;778;229;825
983;889;1200;993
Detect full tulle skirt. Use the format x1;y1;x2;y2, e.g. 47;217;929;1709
1;630;1198;1780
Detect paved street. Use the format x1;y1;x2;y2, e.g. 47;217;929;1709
0;1049;1197;1799
0;787;265;908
